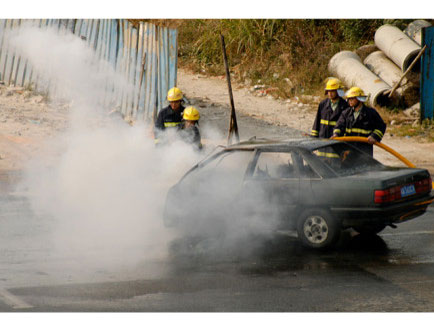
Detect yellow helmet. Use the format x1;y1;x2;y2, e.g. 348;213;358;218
324;77;344;95
344;86;367;102
183;106;200;121
167;87;183;102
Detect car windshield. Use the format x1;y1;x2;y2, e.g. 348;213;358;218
311;143;385;176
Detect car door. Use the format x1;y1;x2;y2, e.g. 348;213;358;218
166;149;256;233
179;149;256;213
292;150;324;207
242;149;300;224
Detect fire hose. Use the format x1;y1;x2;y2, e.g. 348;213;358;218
332;136;433;188
332;136;415;167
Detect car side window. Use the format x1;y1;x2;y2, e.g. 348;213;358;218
253;152;296;179
299;157;320;179
188;150;254;184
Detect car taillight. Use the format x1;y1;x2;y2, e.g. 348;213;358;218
374;186;401;203
374;177;432;204
414;177;432;193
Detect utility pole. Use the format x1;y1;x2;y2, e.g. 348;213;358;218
220;34;240;145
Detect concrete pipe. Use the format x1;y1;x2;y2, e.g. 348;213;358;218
364;50;419;106
328;51;391;107
404;20;432;45
374;24;421;72
364;51;405;86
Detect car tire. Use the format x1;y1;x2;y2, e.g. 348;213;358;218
353;224;386;235
297;209;340;249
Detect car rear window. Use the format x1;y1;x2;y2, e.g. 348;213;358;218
312;143;385;176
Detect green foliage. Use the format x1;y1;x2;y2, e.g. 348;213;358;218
338;19;382;44
389;119;434;140
383;19;413;30
422;118;432;127
179;19;289;68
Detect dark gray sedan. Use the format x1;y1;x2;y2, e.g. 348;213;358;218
164;138;434;249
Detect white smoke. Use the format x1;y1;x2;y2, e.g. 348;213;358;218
8;23;281;279
8;24;202;273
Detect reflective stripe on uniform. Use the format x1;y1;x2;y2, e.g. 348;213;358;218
164;122;181;127
316;151;340;158
333;129;341;134
373;129;384;138
320;119;336;126
345;128;371;135
311;130;319;136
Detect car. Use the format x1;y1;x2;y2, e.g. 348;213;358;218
163;137;434;249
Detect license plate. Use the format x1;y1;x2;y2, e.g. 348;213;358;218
401;184;416;197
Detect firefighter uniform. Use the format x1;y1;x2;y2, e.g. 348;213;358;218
333;104;386;156
311;97;349;138
154;104;185;141
179;106;202;151
180;124;202;151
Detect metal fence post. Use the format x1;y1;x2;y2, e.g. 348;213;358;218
421;26;434;121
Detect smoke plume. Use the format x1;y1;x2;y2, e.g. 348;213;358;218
8;24;281;280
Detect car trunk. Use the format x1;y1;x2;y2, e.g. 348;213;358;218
310;167;432;208
353;167;432;206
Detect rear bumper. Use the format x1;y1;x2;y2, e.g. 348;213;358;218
330;191;434;227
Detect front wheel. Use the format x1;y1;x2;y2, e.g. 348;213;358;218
297;209;340;249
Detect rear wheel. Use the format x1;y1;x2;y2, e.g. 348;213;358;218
297;209;340;249
353;224;386;235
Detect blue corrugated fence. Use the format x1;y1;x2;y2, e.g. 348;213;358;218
0;19;178;122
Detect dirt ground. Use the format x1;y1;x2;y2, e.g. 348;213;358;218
0;69;433;177
0;85;68;172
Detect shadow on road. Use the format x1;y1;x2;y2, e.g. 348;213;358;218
166;230;401;276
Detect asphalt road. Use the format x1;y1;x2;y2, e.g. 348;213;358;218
1;98;434;312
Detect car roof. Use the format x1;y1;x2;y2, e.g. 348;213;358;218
225;137;339;151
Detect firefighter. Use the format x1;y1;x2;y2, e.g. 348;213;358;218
311;77;349;138
154;87;185;144
332;86;386;156
179;106;203;151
